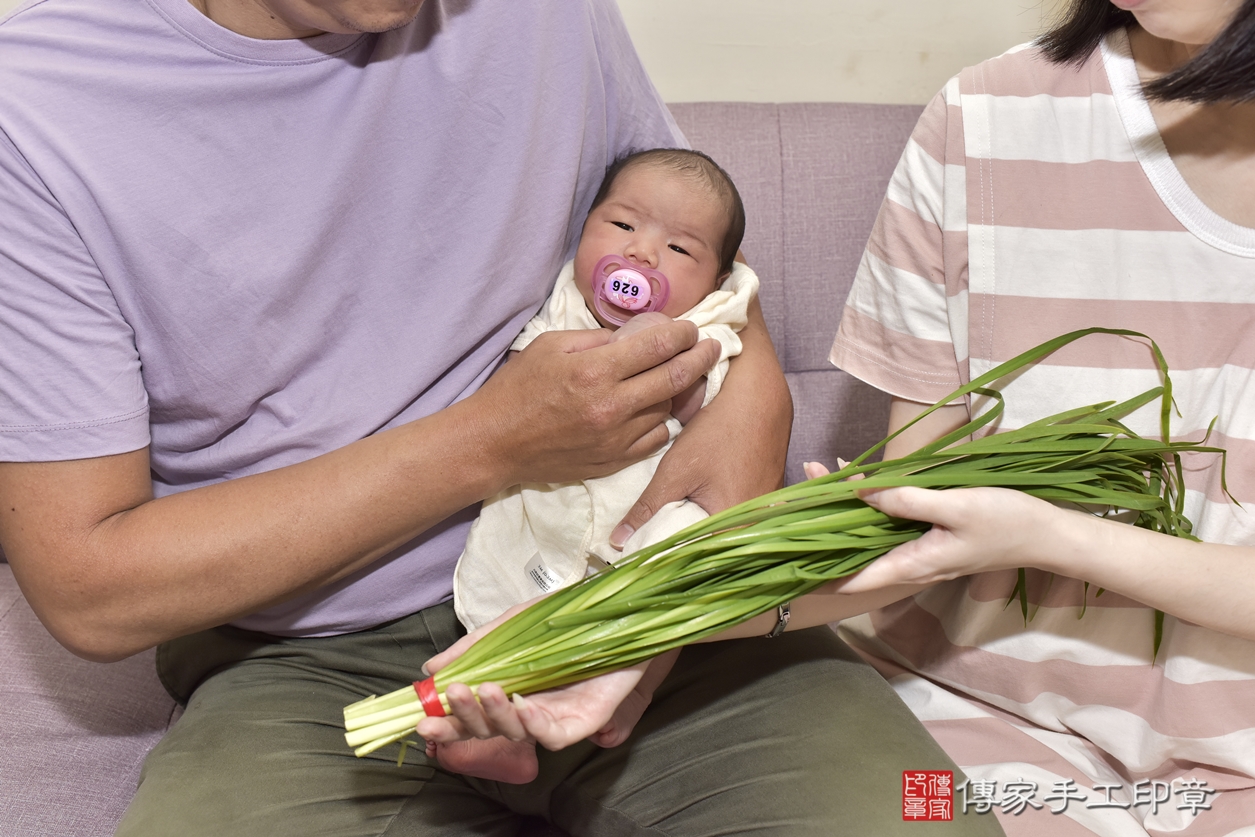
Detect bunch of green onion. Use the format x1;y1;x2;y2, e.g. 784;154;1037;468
344;328;1225;758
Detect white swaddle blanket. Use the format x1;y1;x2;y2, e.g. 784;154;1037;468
453;259;759;631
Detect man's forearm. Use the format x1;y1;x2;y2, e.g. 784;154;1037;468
729;295;793;481
1;398;506;662
688;295;792;499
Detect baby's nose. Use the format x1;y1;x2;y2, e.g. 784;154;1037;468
624;241;658;268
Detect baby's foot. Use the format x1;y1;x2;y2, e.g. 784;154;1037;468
427;737;539;784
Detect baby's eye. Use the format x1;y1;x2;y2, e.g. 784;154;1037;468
669;244;691;256
612;221;634;232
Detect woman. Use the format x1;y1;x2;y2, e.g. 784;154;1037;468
816;0;1255;834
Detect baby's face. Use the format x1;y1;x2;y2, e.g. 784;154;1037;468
574;164;728;327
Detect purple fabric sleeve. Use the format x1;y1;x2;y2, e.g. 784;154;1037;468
0;129;149;460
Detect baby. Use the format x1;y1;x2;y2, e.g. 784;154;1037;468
455;148;757;631
437;148;758;780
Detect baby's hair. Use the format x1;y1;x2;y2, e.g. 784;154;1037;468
589;148;746;278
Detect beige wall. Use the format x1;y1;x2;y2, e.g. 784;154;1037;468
0;0;1062;105
617;0;1063;104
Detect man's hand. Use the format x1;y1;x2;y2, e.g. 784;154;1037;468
472;320;720;488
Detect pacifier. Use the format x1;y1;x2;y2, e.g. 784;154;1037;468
591;255;671;326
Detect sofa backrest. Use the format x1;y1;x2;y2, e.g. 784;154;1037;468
669;102;922;484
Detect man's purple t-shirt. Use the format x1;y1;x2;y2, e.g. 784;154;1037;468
0;0;685;635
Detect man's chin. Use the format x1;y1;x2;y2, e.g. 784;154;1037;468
329;0;425;33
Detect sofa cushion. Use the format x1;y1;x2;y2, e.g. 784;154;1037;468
0;564;176;836
777;103;923;374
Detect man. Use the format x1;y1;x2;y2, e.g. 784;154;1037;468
0;0;981;833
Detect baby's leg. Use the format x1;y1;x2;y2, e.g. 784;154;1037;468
426;737;540;785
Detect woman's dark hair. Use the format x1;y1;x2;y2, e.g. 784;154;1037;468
1038;0;1255;102
589;148;746;279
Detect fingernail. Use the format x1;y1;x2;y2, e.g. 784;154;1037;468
610;523;634;549
512;693;531;713
420;663;431;677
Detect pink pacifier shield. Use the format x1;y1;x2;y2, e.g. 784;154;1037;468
592;255;671;326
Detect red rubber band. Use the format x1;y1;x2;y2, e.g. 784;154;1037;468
414;676;445;717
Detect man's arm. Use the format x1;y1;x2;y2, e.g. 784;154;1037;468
611;293;793;546
0;323;719;662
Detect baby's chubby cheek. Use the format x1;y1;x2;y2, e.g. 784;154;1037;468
607;311;673;343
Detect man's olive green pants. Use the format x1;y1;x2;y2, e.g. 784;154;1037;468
115;600;1005;836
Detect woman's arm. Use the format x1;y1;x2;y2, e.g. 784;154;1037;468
752;397;1255;643
839;482;1255;641
415;397;962;748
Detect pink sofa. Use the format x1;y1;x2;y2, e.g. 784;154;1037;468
0;101;922;835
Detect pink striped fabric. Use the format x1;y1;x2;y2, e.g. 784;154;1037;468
830;31;1255;837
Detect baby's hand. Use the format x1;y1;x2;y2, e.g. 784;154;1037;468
669;378;707;425
612;313;707;424
607;311;674;343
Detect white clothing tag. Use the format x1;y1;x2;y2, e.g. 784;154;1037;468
525;553;563;593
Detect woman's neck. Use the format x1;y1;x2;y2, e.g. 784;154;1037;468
1128;25;1255;229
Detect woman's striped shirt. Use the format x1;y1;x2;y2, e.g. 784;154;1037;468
830;30;1255;837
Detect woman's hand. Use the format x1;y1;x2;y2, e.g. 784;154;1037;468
828;482;1255;643
585;649;680;748
417;667;650;753
837;485;1065;594
809;397;1042;595
421;648;678;783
